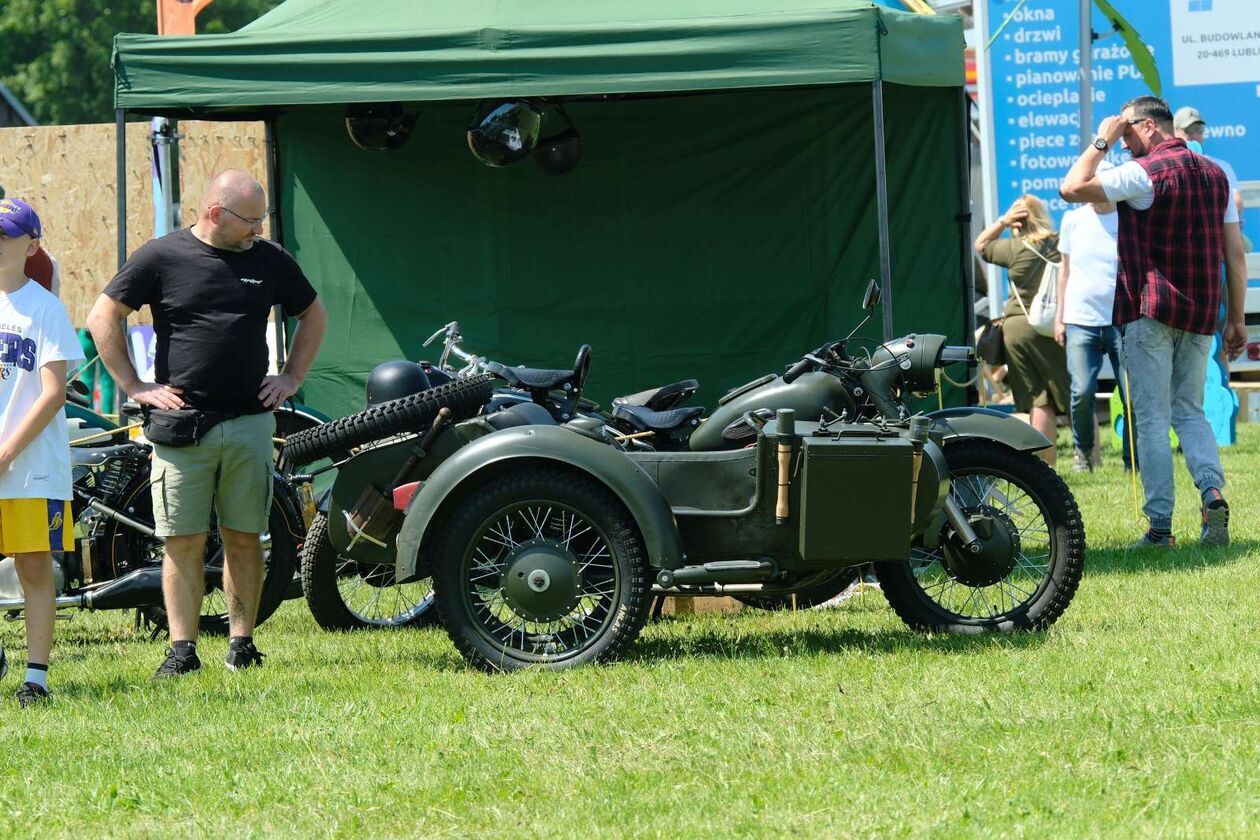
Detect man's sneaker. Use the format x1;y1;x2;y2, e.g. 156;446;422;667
1201;491;1230;547
1132;530;1176;549
15;682;50;708
0;642;7;683
153;647;202;679
225;642;265;672
1072;449;1092;473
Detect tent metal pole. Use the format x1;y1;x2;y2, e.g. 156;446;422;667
959;90;977;405
1079;0;1093;149
116;109;127;270
265;118;287;372
115;109;130;418
872;80;894;340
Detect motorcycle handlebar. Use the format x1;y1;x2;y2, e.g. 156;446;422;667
782;357;812;384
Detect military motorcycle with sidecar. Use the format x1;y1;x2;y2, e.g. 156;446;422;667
281;282;1085;669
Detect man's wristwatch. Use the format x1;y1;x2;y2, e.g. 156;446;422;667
1092;137;1109;152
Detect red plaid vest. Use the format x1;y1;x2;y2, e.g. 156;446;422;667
1114;138;1229;335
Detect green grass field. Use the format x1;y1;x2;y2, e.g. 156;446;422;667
1;426;1257;837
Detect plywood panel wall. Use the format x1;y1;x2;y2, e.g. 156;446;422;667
0;120;268;326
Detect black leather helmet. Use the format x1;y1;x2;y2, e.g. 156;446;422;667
366;360;431;406
467;99;544;167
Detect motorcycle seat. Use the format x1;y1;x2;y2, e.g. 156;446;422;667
612;404;704;434
70;443;142;466
498;365;575;391
612;379;699;412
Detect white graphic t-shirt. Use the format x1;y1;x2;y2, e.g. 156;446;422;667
0;280;85;500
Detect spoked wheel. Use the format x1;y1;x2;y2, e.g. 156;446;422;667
300;513;437;629
876;440;1084;633
100;475;297;636
433;469;650;672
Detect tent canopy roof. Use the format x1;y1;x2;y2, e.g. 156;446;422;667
113;0;963;111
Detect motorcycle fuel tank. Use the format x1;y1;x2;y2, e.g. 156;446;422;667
690;371;857;452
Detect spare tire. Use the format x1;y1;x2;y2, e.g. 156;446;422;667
281;374;494;466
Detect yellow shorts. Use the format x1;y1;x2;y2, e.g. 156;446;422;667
0;498;73;555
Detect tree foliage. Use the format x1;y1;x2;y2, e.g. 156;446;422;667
0;0;282;125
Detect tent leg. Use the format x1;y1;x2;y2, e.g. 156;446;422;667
115;109;130;418
265;118;287;373
116;109;127;271
872;80;894;341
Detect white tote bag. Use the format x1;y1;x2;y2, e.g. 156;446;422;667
1017;239;1060;337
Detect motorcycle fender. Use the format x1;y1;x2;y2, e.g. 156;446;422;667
271;472;307;541
394;425;684;582
926;407;1053;452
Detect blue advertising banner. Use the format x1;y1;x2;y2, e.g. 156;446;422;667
984;0;1259;230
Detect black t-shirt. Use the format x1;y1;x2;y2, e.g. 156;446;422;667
104;228;318;413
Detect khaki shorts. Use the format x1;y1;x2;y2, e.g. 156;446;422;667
151;412;275;537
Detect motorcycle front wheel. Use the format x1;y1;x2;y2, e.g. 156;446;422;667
300;513;437;630
876;440;1085;633
101;480;297;636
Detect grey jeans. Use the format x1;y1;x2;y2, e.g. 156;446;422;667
1120;318;1225;530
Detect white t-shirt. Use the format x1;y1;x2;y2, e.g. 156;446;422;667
1059;206;1119;327
0;280;85;500
1099;159;1239;223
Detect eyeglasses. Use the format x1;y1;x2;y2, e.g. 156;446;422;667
1126;118;1149;126
218;205;266;226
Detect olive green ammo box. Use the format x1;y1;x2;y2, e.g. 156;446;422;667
798;429;913;565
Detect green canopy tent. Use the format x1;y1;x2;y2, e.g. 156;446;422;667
113;0;970;418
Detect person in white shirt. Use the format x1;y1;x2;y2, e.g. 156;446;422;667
1173;106;1245;227
1053;161;1132;473
0;198;84;707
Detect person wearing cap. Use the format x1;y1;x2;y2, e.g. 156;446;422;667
1173;106;1245;225
87;170;327;679
0;198;86;707
0;187;58;296
1059;95;1247;550
1053;160;1134;474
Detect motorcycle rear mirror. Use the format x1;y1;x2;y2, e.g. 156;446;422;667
69;379;90;397
862;279;881;312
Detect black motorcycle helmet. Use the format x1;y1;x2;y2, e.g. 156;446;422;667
366;361;431;406
467;99;544;167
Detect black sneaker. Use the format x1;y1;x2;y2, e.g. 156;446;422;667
0;642;7;683
153;647;202;679
1201;490;1230;548
225;642;265;672
15;682;50;708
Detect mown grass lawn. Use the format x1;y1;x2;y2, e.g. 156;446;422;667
1;426;1257;837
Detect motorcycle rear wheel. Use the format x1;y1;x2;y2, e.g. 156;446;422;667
876;440;1084;633
300;513;437;630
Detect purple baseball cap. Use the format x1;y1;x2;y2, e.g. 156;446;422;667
0;198;42;239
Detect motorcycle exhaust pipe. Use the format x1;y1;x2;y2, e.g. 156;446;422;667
0;594;88;611
81;567;166;611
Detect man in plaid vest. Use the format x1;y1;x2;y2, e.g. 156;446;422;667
1060;95;1247;549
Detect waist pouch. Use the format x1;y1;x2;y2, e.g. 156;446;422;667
143;408;237;447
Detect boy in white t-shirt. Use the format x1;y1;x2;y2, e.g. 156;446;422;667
0;199;85;707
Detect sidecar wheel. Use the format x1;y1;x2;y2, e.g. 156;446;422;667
433;469;650;672
876;440;1084;633
300;513;437;630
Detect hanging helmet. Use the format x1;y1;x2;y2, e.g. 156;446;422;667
532;128;582;176
467;99;544;167
366;361;431;406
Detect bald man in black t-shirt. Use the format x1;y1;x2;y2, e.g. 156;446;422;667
88;169;327;678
